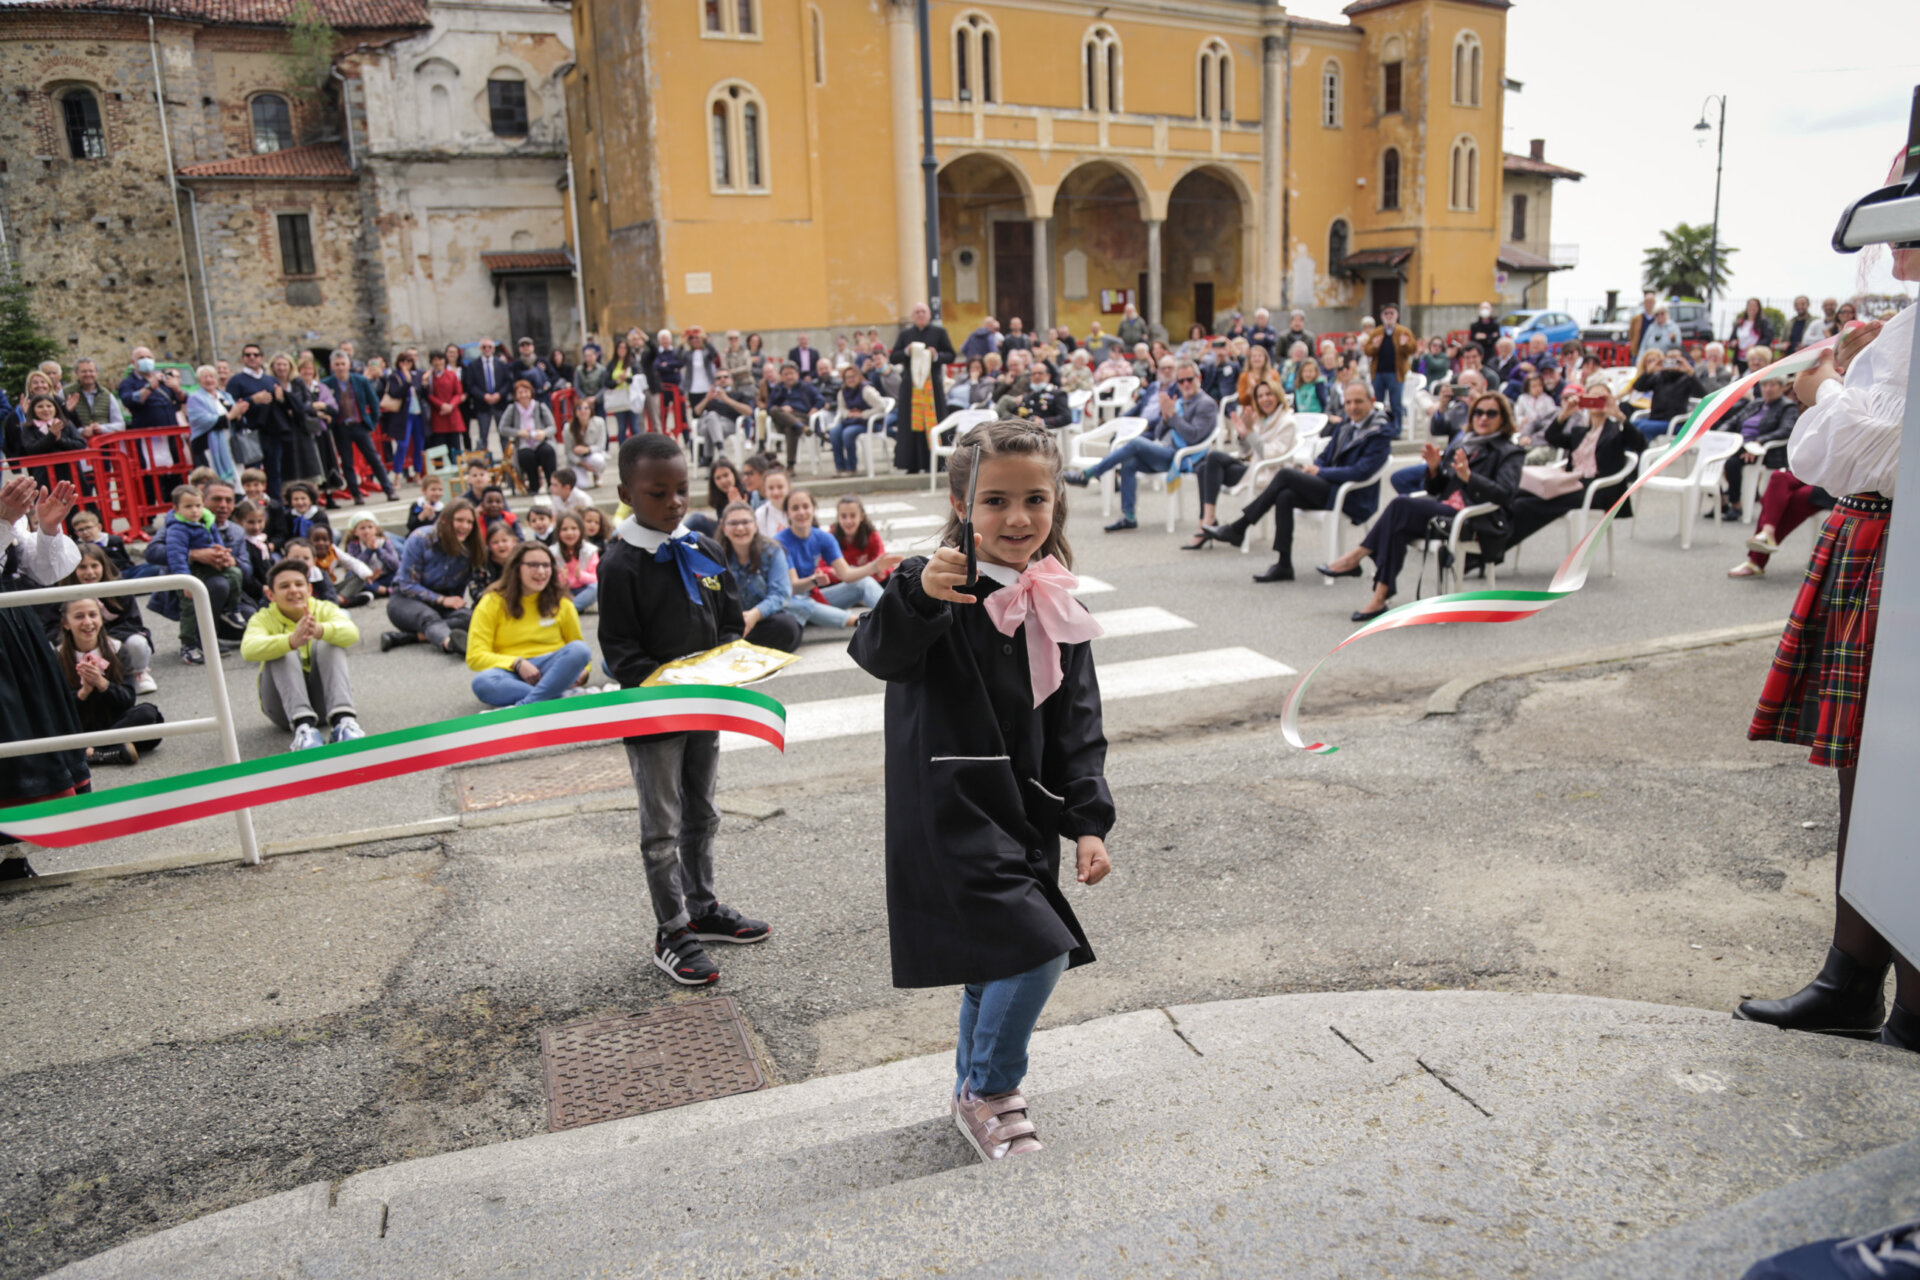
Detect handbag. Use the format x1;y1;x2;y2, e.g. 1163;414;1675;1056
603;386;632;414
231;426;264;466
379;393;402;414
1519;463;1584;499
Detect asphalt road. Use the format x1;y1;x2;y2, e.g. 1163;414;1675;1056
0;630;1860;1279
18;465;1800;876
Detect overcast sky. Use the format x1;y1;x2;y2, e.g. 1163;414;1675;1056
1291;0;1920;323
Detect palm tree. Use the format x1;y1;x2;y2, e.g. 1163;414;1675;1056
1642;223;1736;298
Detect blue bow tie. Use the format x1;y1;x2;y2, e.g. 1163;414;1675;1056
654;531;725;603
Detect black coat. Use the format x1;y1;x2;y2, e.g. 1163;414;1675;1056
1423;434;1526;557
849;559;1113;989
888;323;956;467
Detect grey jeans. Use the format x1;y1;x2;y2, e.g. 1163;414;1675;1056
258;642;355;729
624;730;721;932
387;595;471;649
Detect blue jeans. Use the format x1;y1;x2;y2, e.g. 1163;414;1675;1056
198;427;237;485
1085;436;1178;518
1391;462;1427;496
571;582;599;612
819;577;882;610
830;418;872;472
782;593;850;629
957;951;1069;1097
1373;371;1403;428
396;412;427;475
470;640;593;707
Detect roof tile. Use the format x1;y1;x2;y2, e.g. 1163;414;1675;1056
1503;151;1585;181
4;0;427;29
481;250;574;272
178;142;354;179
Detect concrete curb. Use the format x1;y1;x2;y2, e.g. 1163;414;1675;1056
1422;620;1785;718
0;793;784;895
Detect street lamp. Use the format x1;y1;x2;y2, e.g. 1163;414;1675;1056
1694;95;1726;311
915;0;942;322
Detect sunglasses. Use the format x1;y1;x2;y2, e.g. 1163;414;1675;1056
1176;376;1198;385
1471;408;1501;419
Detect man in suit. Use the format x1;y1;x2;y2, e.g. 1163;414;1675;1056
786;333;823;379
324;350;394;503
463;338;514;452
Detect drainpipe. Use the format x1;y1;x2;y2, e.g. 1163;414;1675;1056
329;66;357;169
556;60;588;344
149;15;202;360
181;186;218;355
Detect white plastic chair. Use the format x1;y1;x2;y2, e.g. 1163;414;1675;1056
1290;454;1397;575
1068;416;1148;518
928;407;998;490
1739;439;1778;524
1067;388;1093;425
802;407;832;475
1091;377;1140;425
1161;418;1228;531
1415;502;1501;594
1634;432;1741;549
853;396;897;479
1511;452;1639;578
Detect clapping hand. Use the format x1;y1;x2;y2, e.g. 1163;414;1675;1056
1450;448;1472;482
1421;440;1444;470
289;613;321;648
0;476;38;524
36;480;77;531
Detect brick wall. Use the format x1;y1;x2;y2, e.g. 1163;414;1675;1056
186;180;373;359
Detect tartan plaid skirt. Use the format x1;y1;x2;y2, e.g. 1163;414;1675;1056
1748;493;1891;768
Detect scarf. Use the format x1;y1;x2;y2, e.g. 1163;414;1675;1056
909;342;936;436
981;555;1105;707
1570;420;1605;480
652;528;725;603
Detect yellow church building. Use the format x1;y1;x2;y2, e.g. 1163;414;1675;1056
564;0;1571;346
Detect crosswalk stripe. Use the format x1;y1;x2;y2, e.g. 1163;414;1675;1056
776;605;1198;679
865;502;919;515
881;515;946;531
725;646;1293;751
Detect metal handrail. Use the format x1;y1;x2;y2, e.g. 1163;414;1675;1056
0;570;261;865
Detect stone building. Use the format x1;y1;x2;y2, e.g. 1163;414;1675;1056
565;0;1575;346
0;0;576;370
1497;138;1583;310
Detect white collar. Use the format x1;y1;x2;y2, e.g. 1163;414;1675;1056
977;561;1023;587
616;517;690;552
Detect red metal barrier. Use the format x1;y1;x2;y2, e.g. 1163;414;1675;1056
94;426;193;536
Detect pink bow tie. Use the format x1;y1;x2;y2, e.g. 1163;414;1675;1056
982;555;1105;706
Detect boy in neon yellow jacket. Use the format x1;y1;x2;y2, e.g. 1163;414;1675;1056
239;557;363;750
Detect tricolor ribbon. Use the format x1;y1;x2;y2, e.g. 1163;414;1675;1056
0;685;786;848
1282;340;1835;754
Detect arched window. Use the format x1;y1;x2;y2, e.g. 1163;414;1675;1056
1452;31;1483;107
953;14;1000;105
1197;39;1231;122
1380;35;1403;114
707;81;769;194
1083;26;1121;113
810;7;825;85
1510;193;1528;241
1381;148;1400;211
250;93;293;153
701;0;759;40
60;88;106;159
1328;219;1349;270
429;83;452;139
1449;135;1479;211
1320;59;1342;128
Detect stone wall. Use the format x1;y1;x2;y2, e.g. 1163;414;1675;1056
0;18;203;363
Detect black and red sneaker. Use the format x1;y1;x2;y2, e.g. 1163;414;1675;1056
653;926;719;986
688;904;771;945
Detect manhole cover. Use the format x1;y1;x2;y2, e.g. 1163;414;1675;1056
458;746;630;811
539;997;766;1132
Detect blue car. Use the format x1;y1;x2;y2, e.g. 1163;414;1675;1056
1499;309;1581;348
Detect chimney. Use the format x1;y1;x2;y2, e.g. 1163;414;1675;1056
1529;138;1545;161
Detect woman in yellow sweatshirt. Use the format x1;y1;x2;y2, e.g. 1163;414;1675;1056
465;540;594;706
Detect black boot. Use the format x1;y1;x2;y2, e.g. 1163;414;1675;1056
1734;945;1889;1038
1883;1002;1920;1053
379;630;418;653
0;856;36;881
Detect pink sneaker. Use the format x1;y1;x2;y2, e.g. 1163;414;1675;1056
953;1084;1043;1162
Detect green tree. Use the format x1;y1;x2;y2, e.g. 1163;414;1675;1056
1642;222;1736;299
0;263;63;399
277;0;338;95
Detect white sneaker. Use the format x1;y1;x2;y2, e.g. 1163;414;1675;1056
290;723;326;751
328;716;366;744
133;671;159;695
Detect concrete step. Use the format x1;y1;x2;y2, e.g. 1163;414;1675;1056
50;993;1920;1279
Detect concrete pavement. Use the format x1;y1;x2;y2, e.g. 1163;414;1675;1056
46;991;1920;1279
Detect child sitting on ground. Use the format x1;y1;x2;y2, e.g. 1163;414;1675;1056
524;501;557;547
549;467;594;518
408;475;444;534
67;509;134;575
598;433;770;987
850;420;1114;1163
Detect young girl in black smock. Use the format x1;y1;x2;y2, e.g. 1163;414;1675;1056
850;420;1114;1163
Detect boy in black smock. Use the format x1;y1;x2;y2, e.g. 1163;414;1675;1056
850;420;1114;1163
598;435;771;987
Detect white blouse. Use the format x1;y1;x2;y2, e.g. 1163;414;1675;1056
2;518;80;586
1788;302;1910;499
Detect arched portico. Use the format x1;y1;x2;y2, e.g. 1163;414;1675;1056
1049;159;1150;339
937;151;1044;339
1163;164;1252;339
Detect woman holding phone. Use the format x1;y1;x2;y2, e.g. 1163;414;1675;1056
1631;350;1706;441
